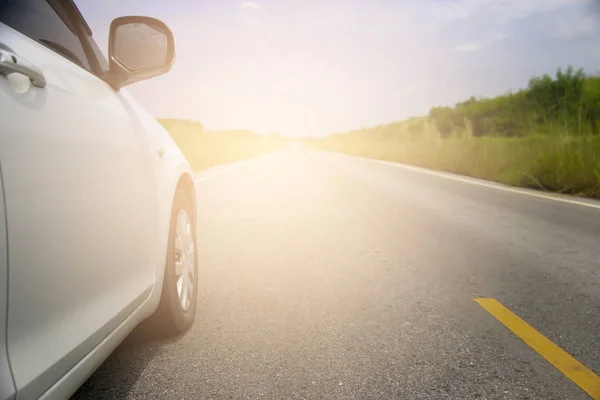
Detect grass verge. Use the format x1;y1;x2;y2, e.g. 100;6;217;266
159;118;286;171
307;134;600;198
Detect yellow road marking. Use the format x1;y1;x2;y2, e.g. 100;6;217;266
475;298;600;399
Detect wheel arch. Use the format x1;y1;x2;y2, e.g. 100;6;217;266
173;172;197;223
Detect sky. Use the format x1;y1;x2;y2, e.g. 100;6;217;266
76;0;600;137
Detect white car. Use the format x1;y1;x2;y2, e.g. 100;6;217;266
0;1;198;399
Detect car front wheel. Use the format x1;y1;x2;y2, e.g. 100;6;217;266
149;191;198;336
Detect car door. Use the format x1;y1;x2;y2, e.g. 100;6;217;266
0;1;161;398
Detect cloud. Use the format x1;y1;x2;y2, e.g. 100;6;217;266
429;0;584;21
456;42;482;52
239;2;264;33
554;14;600;38
455;33;508;52
241;1;261;11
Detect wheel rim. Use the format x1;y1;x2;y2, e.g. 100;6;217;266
174;209;195;312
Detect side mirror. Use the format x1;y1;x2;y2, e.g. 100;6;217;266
105;16;175;90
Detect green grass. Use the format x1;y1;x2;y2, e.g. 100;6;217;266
303;65;600;198
158;118;286;171
307;133;600;198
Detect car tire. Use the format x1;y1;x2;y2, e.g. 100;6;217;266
148;191;198;337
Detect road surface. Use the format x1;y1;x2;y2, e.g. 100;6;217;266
74;149;600;399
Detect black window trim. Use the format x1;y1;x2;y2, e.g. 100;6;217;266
1;0;105;76
58;0;106;78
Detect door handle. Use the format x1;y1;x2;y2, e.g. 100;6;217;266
0;48;46;88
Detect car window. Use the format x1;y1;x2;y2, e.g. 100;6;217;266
0;0;91;71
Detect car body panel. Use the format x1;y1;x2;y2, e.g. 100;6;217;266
0;162;16;400
33;112;196;400
117;89;196;289
0;21;193;399
38;287;152;400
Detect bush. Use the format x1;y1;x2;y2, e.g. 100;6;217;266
426;66;600;138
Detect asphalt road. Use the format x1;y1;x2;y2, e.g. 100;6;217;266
74;149;600;399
